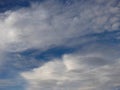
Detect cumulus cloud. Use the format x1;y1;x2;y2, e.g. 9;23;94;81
0;0;119;52
21;52;120;90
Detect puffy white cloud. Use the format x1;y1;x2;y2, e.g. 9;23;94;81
21;53;120;90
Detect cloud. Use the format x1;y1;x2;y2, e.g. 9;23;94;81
0;0;119;52
21;52;120;90
0;0;120;90
0;79;20;87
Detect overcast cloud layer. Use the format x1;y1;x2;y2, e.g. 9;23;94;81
0;0;120;90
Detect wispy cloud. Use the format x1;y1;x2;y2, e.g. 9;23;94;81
0;0;120;90
21;51;120;90
0;0;119;52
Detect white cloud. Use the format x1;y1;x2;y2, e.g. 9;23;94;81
0;0;119;89
0;0;119;52
21;53;120;90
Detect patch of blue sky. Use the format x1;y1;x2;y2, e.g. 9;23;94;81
0;0;44;12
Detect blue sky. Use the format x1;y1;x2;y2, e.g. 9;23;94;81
0;0;120;90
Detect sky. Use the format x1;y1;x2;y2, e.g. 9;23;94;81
0;0;120;90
